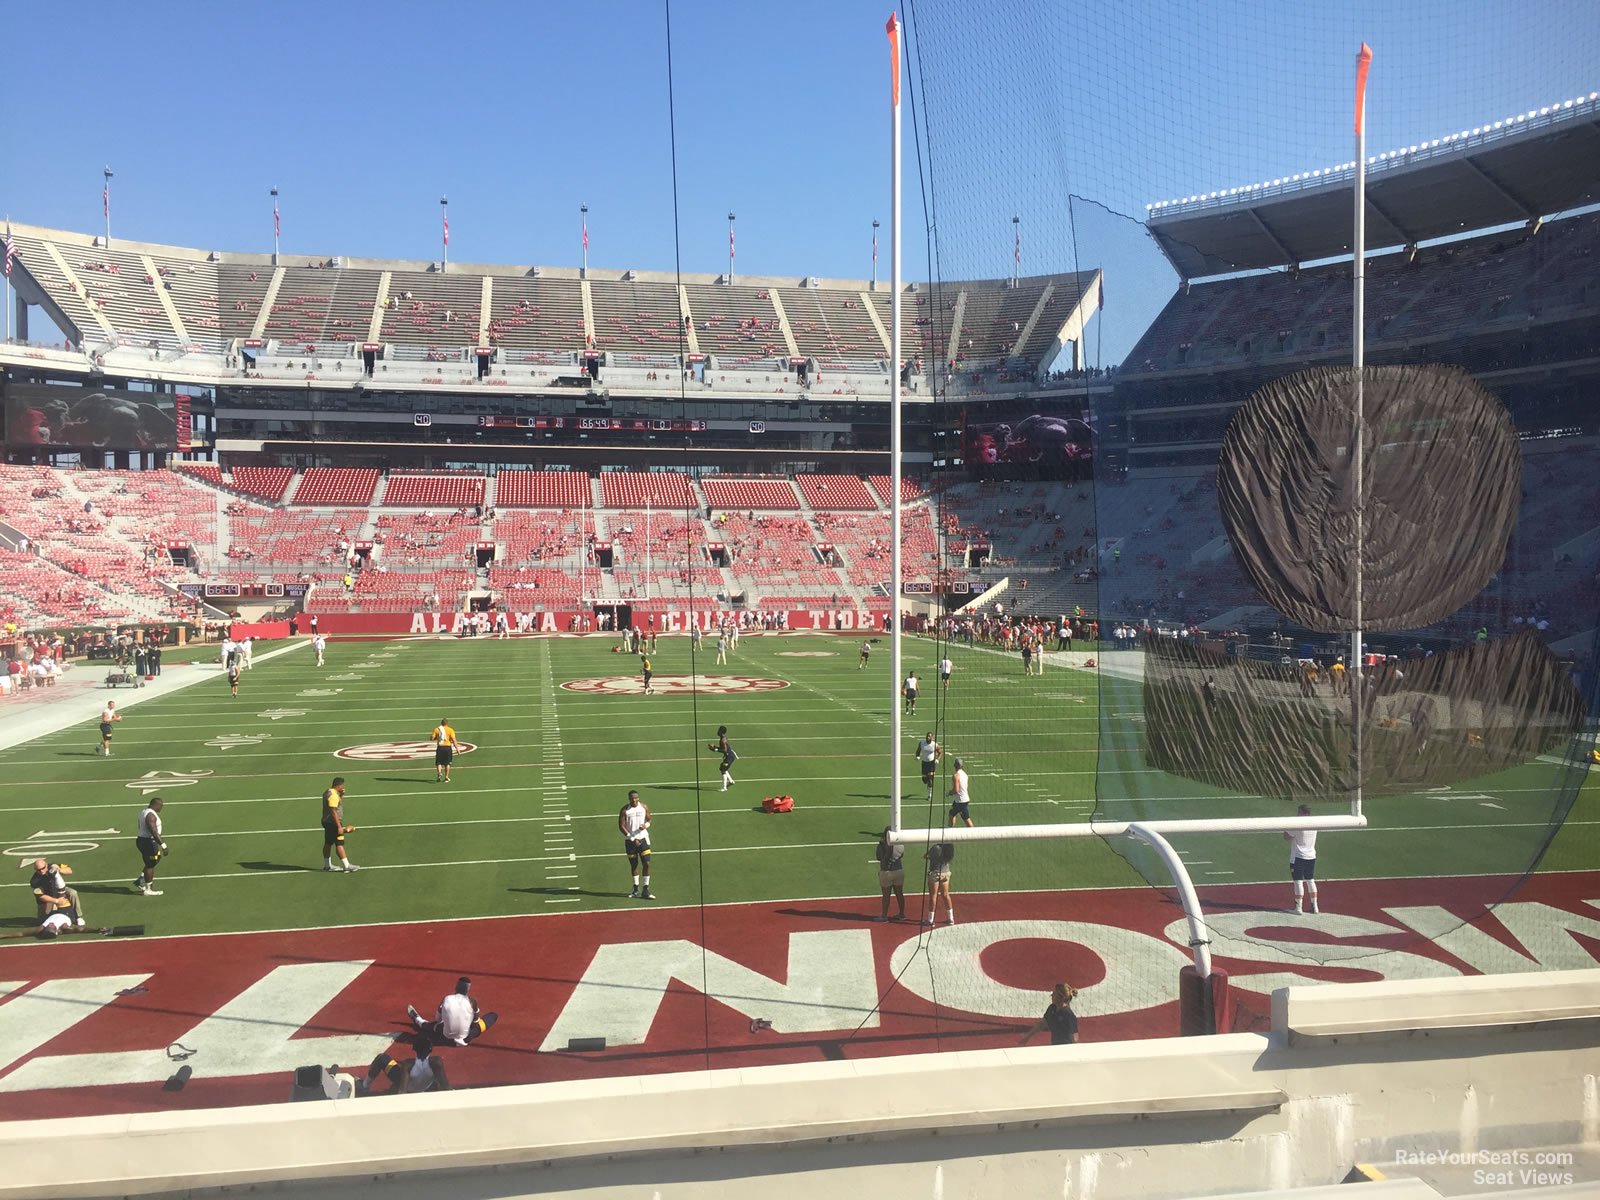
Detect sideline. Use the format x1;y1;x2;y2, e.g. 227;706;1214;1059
0;640;307;755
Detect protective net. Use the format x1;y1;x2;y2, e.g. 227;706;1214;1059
888;0;1600;1035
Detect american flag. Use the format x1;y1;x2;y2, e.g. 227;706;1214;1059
3;224;14;278
103;183;109;219
1014;226;1020;266
443;213;450;246
729;226;735;261
274;204;280;239
872;229;878;267
582;220;588;253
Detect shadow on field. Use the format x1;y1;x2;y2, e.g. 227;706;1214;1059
508;886;618;900
373;776;438;786
772;906;877;923
0;916;40;929
238;861;318;873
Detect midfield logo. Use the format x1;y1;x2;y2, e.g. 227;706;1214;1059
560;676;790;695
334;741;480;761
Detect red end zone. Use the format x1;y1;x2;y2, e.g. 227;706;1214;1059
1;871;1597;1120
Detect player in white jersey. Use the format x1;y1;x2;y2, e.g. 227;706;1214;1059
407;976;497;1047
241;637;254;670
915;732;942;799
619;790;654;899
133;797;167;895
1284;804;1320;914
313;634;327;667
938;656;953;691
948;758;973;827
98;700;121;756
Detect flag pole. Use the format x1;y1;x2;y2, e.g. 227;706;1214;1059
1350;43;1372;821
887;12;904;834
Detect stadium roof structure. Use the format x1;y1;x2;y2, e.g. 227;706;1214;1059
0;221;1102;389
1146;94;1600;280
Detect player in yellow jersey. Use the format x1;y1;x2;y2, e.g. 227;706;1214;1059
432;717;459;783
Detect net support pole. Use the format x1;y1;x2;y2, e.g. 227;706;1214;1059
889;814;1367;844
887;13;904;833
1349;43;1372;821
1125;823;1212;978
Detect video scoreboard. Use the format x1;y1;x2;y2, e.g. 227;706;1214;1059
476;416;707;432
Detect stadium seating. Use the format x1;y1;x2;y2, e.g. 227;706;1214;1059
599;471;698;510
262;265;378;349
589;278;686;355
681;284;786;363
172;462;224;489
701;478;802;511
227;508;366;566
493;510;587;566
229;466;296;504
868;475;926;505
381;473;486;509
380;271;483;348
495;471;592;509
373;511;481;568
796;475;878;511
1125;213;1600;373
486;276;586;351
779;287;885;362
291;468;380;507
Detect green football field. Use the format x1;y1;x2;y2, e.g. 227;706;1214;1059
0;633;1592;939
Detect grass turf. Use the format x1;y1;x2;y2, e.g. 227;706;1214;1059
0;633;1591;939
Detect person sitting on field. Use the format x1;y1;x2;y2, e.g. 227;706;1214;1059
361;1038;451;1094
30;860;83;925
406;976;497;1047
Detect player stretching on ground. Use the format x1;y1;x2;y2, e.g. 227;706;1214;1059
322;777;359;872
432;717;458;783
407;976;497;1046
619;790;654;899
709;725;738;791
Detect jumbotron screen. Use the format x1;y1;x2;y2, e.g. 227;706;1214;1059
4;383;190;451
962;401;1092;480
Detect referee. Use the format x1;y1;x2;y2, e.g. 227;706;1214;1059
432;717;459;783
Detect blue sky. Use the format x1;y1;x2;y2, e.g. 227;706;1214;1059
2;1;1595;362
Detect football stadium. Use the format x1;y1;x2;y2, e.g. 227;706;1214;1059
1;3;1599;1197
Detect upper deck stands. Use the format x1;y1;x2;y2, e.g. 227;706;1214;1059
261;266;367;348
487;276;586;353
381;270;483;348
590;278;685;357
682;284;784;363
779;287;885;362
